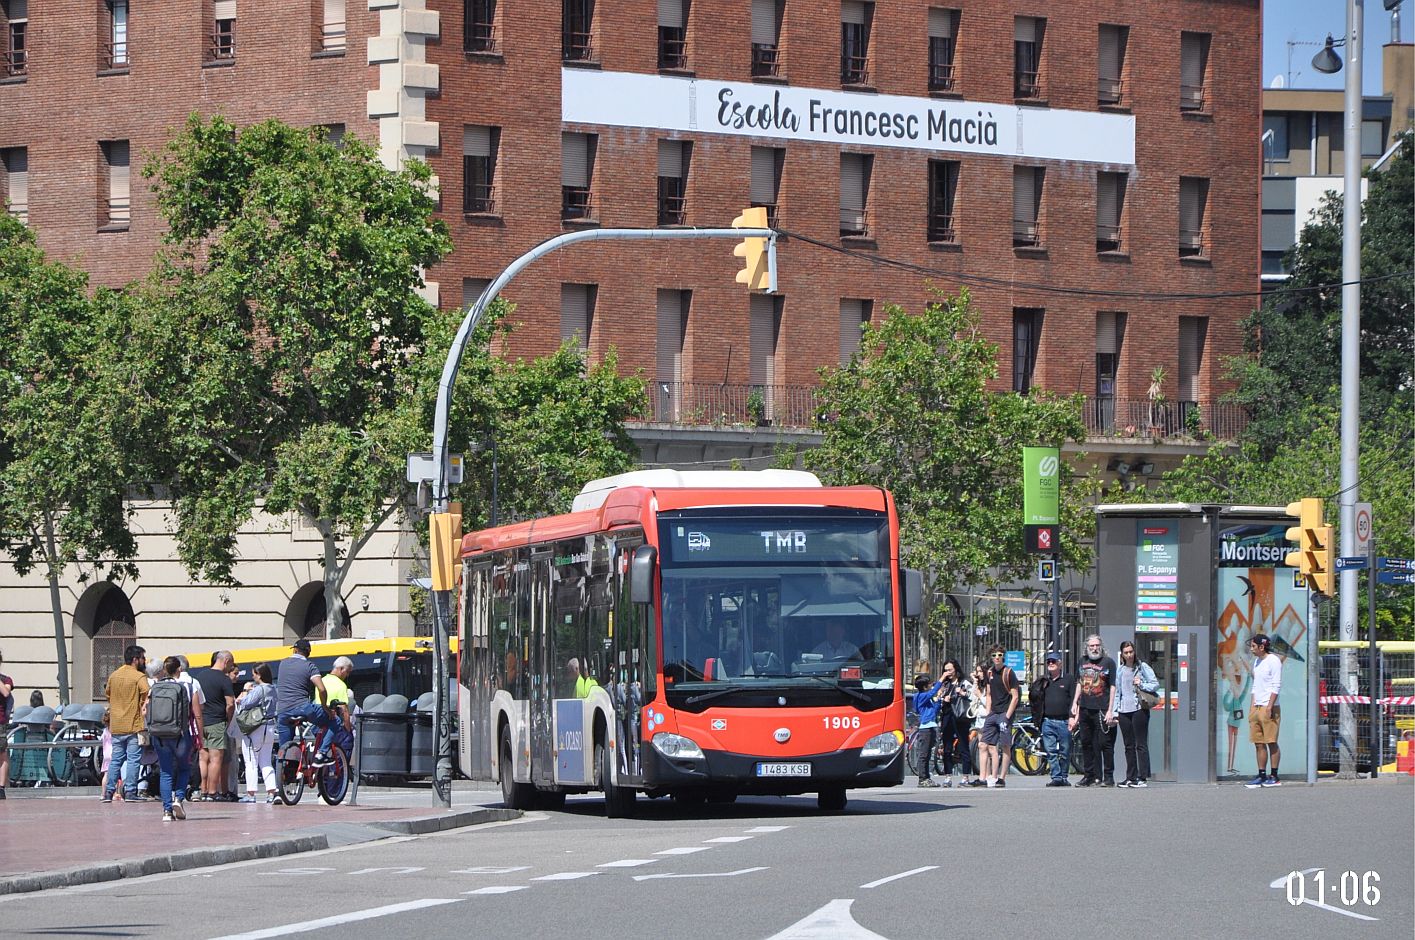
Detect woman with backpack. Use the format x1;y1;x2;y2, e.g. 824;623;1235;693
234;663;278;804
147;657;195;822
936;659;972;787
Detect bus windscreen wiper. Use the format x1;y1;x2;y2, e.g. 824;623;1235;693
800;674;871;704
685;685;759;706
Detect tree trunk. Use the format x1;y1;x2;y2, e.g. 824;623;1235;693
320;527;347;641
42;513;72;706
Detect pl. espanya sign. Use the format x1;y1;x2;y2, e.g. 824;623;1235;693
562;70;1135;165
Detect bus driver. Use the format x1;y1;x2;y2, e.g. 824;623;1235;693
814;621;863;660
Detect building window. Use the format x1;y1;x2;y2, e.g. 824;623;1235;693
927;8;958;92
1;146;27;224
751;0;782;77
657;139;689;225
1180;32;1209;112
839;152;872;237
655;288;690;421
1094;311;1125;430
1096;171;1126;253
1261;176;1296;277
462;277;492;309
1097;24;1126;106
1361;119;1386;157
1014;16;1044;99
463;125;499;215
560;283;597;350
750;145;783;224
1012;165;1043;247
100;139;130;229
927;159;959;243
465;0;496;53
1262;114;1291;162
840;1;871;86
317;0;345;53
102;0;129;70
320;123;346;147
1177;315;1207;420
562;0;594;62
561;132;596;221
658;0;688;70
3;0;28;76
839;298;872;363
1012;309;1042;393
750;293;783;420
1179;176;1208;258
208;0;236;62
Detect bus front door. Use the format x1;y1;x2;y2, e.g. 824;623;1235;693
529;554;555;787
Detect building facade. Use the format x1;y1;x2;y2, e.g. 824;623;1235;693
0;1;1263;701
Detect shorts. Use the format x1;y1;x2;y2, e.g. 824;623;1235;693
0;725;8;754
202;720;229;750
1248;703;1280;744
980;712;1012;747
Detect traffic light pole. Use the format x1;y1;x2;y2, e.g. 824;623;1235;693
425;225;774;809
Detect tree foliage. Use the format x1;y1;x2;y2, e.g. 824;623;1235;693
806;290;1094;619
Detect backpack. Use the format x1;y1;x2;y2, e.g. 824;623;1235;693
145;680;190;739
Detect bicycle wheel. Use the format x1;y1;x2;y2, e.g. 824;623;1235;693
47;743;81;786
905;733;923;778
1011;729;1045;776
318;745;350;806
276;742;305;805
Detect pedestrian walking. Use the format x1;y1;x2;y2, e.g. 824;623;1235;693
1246;634;1283;788
235;663;278;803
1071;634;1118;787
912;672;943;787
147;656;194;822
1036;652;1077;787
102;645;150;803
1116;641;1160;788
936;660;971;787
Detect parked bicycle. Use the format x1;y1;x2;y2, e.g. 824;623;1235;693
274;717;350;806
1011;714;1085;776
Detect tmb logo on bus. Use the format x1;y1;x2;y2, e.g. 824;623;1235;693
759;530;808;553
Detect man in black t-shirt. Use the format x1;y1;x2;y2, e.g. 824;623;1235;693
978;646;1020;787
188;651;236;801
1070;635;1118;787
1036;652;1077;786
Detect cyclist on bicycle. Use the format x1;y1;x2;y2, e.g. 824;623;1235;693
274;639;333;765
320;656;356;758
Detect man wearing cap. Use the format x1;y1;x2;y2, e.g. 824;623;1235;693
274;640;333;765
1246;633;1282;788
1036;652;1077;787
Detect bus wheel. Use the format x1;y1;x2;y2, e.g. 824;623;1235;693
499;728;535;811
598;742;635;819
817;786;847;812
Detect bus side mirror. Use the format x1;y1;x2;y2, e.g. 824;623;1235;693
902;568;923;619
630;545;657;604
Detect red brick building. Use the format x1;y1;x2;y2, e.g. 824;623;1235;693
0;0;1261;440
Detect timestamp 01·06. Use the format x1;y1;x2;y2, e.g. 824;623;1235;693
1285;870;1380;907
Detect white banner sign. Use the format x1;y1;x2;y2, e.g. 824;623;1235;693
562;69;1135;165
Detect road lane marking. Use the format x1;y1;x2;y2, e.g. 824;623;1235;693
597;859;659;867
449;865;531;875
1267;870;1379;922
703;836;753;843
764;899;888;940
633;867;769;882
532;871;601;880
464;886;529;895
860;865;938;889
747;826;790;832
349;866;425;876
268;868;336;876
656;846;713;855
208;898;463;940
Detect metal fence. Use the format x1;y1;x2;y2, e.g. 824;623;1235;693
905;597;1097;687
1316;638;1415;774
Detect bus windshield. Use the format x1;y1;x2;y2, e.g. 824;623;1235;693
658;511;895;708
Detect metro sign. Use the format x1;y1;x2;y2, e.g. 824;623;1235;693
1024;524;1057;554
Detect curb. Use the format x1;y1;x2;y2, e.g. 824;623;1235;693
0;808;521;896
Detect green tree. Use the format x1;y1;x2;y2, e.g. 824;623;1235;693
0;215;137;703
806;290;1094;628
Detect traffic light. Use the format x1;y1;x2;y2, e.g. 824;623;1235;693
732;206;770;291
1285;498;1334;596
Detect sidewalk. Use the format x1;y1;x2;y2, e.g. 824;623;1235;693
0;783;517;896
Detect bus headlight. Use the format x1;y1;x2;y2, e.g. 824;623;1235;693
860;731;904;758
651;732;705;760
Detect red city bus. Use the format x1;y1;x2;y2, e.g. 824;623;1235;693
455;469;921;815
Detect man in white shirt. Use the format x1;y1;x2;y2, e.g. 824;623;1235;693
1245;634;1282;788
813;622;862;660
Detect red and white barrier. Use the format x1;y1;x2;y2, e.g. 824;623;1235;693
1318;695;1415;706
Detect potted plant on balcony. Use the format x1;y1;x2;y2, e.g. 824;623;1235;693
746;387;769;426
1147;366;1167;438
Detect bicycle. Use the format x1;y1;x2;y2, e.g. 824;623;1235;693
1011;715;1086;776
274;718;350;806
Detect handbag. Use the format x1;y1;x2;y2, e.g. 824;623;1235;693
1135;664;1160;709
235;686;269;734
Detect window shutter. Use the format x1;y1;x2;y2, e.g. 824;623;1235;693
113;0;128;40
1013;167;1036;223
562;133;589;187
1096;311;1119;355
1179;178;1204;231
1014;16;1037;42
750;146;778;204
656;290;685;383
749;295;777;387
657;0;685;28
839;299;866;363
561;284;590;345
214;0;236;20
464;125;491;157
1096;173;1119;228
1177;317;1205;400
751;0;777;44
657;139;683;177
928;8;954;39
841;1;866;26
462;278;491;309
109;140;130;206
1181;33;1203;87
11;0;27;18
4;149;27;215
1098;25;1121;81
840;154;865;211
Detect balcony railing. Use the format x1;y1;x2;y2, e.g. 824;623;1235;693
841;53;868;86
320;20;346;52
561;185;593;221
563;31;593;62
927;211;955;243
465;21;496;53
1096;222;1121;253
1097;76;1122;105
1086;398;1246;440
751;42;780;77
2;48;26;76
929;61;956;92
464;183;496;215
106;197;131;226
657;192;686;226
102;40;129;69
1015;69;1040;98
1179;229;1204;257
658;30;686;69
840;207;869;238
1013;218;1039;247
1179;84;1205;111
208;28;236;62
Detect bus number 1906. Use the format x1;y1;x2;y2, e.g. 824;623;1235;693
823;717;860;729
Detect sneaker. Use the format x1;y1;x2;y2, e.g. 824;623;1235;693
0;786;6;800
1101;779;1116;788
994;779;1006;788
266;792;279;804
162;811;174;823
1131;780;1148;788
1075;778;1095;788
1262;776;1282;787
172;800;187;820
239;795;256;803
1245;774;1266;788
312;752;334;767
127;793;151;803
940;778;953;788
100;793;114;804
1046;779;1068;787
1117;780;1133;788
917;778;939;788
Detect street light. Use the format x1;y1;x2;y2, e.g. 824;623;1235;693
1310;34;1344;74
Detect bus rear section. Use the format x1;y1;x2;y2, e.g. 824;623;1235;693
454;470;919;815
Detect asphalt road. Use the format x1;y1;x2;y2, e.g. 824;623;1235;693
2;778;1410;940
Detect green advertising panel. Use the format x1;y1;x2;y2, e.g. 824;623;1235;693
1023;447;1060;525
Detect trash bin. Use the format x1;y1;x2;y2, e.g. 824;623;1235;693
410;700;434;776
358;713;412;775
361;693;386;712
